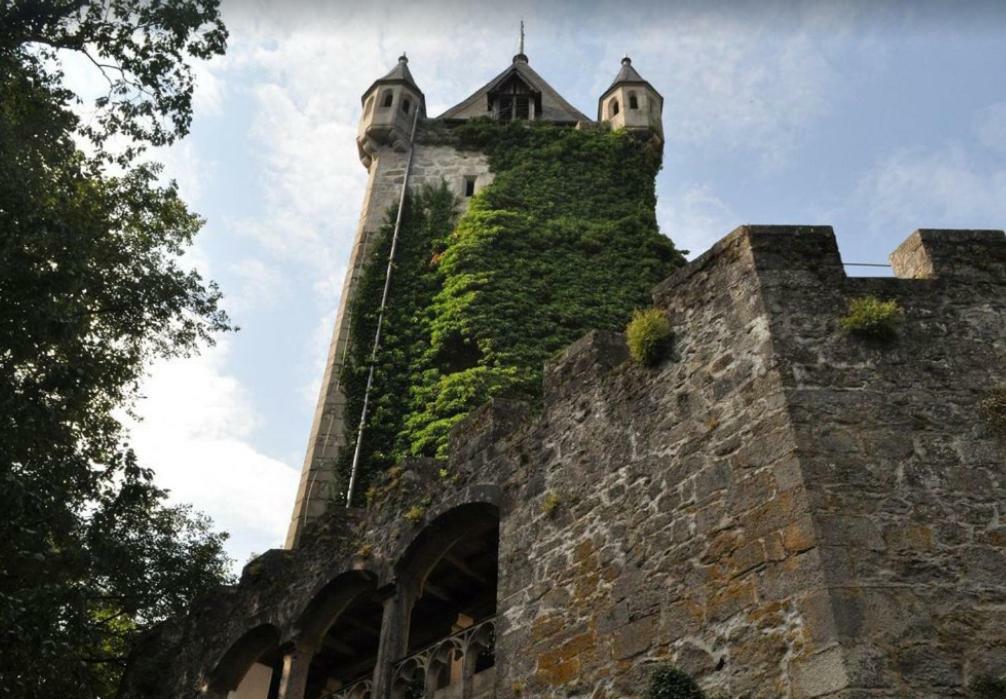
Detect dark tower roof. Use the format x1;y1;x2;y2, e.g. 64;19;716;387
362;54;424;104
599;56;662;105
438;56;590;124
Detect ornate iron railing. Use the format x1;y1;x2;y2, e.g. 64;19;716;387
322;676;373;699
391;616;496;697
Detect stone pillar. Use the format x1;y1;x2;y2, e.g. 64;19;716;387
277;642;315;699
371;581;417;699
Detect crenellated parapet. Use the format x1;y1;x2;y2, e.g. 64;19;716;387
129;226;1006;699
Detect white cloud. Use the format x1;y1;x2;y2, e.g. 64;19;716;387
127;342;299;567
975;101;1006;154
658;184;739;259
856;145;1006;234
226;257;290;315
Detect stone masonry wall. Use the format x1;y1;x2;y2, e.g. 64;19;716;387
124;226;1006;699
757;228;1006;697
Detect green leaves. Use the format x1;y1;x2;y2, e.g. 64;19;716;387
626;308;673;367
1;3;233;696
839;295;904;341
340;122;685;499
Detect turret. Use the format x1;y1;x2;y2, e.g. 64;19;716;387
357;54;426;168
597;57;663;147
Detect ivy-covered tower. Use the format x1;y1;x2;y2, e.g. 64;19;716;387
287;51;673;546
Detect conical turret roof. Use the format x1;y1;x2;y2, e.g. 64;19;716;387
362;54;424;104
599;56;662;104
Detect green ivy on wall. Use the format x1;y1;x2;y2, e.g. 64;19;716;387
339;121;685;502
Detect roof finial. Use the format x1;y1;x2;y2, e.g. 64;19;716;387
513;20;529;63
399;52;408;64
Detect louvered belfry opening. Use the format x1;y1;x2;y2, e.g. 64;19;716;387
490;75;539;123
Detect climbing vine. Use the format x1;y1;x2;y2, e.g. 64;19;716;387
339;120;685;501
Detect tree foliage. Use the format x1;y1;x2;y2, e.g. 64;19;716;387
340;121;684;497
0;2;232;696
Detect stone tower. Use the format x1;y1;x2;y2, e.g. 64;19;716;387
597;56;664;145
287;52;653;547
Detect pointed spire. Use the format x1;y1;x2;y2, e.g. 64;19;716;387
513;20;528;64
606;55;646;91
362;52;424;102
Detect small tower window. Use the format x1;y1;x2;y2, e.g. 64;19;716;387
464;176;476;198
629;92;639;110
382;91;393;108
402;98;411;114
610;99;620;117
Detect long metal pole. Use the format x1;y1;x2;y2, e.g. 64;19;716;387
345;106;421;506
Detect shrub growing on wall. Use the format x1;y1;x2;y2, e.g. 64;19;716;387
978;386;1006;436
339;121;685;498
646;665;706;699
970;674;1006;699
626;307;672;366
840;295;904;341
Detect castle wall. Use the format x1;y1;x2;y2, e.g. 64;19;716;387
493;228;839;698
123;227;1006;699
758;229;1006;696
287;141;492;546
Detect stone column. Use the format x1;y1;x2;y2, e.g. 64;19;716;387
371;580;418;699
277;642;316;699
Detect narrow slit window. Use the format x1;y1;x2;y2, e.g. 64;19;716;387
402;98;411;114
382;92;393;108
464;176;476;198
611;99;620;117
629;93;639;110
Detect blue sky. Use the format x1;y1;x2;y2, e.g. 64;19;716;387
67;0;1006;567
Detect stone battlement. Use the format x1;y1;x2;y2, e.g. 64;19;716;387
121;226;1006;699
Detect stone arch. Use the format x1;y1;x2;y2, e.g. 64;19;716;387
394;485;502;584
381;90;394;108
610;97;620;117
297;569;384;697
206;623;282;696
629;91;639;110
296;569;378;648
391;491;501;697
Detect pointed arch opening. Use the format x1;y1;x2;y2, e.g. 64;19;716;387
298;571;382;699
629;92;639;110
610;98;620;117
382;91;394;109
392;501;500;698
207;624;283;699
